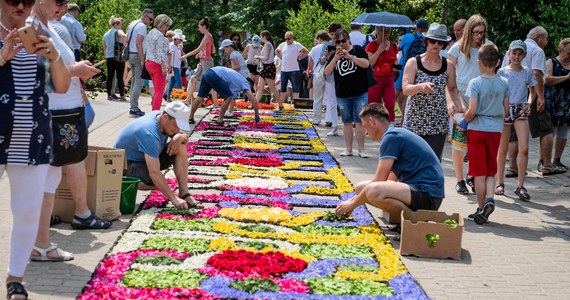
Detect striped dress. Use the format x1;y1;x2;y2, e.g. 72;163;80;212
0;42;51;166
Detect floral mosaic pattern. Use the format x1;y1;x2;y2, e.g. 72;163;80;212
78;109;428;299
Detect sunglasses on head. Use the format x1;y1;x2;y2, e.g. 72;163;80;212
335;38;348;44
427;39;447;47
5;0;35;7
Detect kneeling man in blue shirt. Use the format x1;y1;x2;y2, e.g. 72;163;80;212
336;103;444;218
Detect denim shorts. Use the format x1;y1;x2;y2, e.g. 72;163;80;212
280;70;301;93
337;92;368;123
198;69;233;99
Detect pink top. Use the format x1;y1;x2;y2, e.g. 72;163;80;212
199;32;213;61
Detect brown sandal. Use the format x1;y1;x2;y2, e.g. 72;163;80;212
514;186;531;202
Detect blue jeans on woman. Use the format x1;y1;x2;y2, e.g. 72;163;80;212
167;67;182;100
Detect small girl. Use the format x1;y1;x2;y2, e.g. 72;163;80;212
496;40;537;201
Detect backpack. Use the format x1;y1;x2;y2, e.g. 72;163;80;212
403;33;426;63
113;30;125;62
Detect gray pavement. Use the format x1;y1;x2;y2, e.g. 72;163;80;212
0;93;568;299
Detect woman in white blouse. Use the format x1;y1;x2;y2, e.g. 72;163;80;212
145;14;172;110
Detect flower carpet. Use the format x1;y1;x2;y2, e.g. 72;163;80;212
78;107;428;299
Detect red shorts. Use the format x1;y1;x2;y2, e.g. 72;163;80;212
467;130;501;177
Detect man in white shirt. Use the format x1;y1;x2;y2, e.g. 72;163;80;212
60;3;86;62
349;24;367;47
275;31;309;109
126;8;154;117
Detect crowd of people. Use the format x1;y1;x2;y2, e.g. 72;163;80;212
1;2;569;298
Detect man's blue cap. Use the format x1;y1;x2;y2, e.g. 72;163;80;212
417;19;428;29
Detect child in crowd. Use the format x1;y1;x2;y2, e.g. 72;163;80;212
460;44;509;224
496;40;537;201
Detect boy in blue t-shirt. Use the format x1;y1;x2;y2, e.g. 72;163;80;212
496;40;537;202
460;44;510;225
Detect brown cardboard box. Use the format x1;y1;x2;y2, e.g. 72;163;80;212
54;146;125;222
399;210;463;260
382;210;401;224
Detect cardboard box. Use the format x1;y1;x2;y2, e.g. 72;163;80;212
54;146;125;222
399;210;463;260
382;210;401;224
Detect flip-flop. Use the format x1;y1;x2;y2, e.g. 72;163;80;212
180;193;204;209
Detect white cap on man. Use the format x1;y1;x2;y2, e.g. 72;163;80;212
164;102;191;132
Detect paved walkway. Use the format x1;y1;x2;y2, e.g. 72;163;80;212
0;94;568;299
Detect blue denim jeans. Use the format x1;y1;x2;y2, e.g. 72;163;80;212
337;92;368;123
167;67;182;100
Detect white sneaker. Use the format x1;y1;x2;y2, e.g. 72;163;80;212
340;150;353;156
327;130;339;136
224;111;234;117
358;151;370;158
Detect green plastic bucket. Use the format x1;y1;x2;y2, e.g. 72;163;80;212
120;176;140;215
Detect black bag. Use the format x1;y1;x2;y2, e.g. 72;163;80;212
366;65;377;88
114;30;125;62
50;107;88;167
141;64;151;80
123;21;142;61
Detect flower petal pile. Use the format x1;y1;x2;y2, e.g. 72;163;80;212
79;109;428;299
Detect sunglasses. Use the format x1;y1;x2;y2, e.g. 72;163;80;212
285;37;292;41
145;15;154;22
335;38;348;44
427;39;447;46
56;0;69;7
5;0;35;7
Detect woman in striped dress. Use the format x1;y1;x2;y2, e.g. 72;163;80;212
0;0;69;297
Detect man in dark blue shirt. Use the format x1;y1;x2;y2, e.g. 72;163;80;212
336;103;444;219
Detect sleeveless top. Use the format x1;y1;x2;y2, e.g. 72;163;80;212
260;41;274;64
0;41;51;165
544;57;570;126
245;44;261;65
198;32;213;61
403;55;449;136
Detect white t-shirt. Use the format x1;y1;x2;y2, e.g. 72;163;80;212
169;42;181;68
448;40;493;91
277;41;304;72
42;22;82;110
349;31;366;47
127;20;147;53
308;43;325;71
229;50;249;78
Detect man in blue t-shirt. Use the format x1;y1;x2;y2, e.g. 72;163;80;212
336;103;444;219
114;102;202;210
188;66;260;125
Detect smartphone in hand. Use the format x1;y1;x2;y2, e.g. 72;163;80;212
17;25;41;54
335;45;343;54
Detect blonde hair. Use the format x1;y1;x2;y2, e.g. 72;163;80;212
165;30;175;38
108;16;123;27
154;14;172;28
559;38;570;53
459;14;488;61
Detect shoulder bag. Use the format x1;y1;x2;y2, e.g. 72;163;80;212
122;21;141;61
50;106;88;166
114;30;125;62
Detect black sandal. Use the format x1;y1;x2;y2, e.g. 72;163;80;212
50;214;62;226
514;186;531;202
188;118;196;124
71;214;112;230
6;282;28;300
180;193;204;209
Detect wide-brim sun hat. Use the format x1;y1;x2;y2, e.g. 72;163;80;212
424;23;452;42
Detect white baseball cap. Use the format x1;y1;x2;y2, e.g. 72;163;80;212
173;34;184;40
219;39;233;50
164;102;191;132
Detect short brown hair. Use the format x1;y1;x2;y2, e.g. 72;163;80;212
359;103;390;122
478;44;500;68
